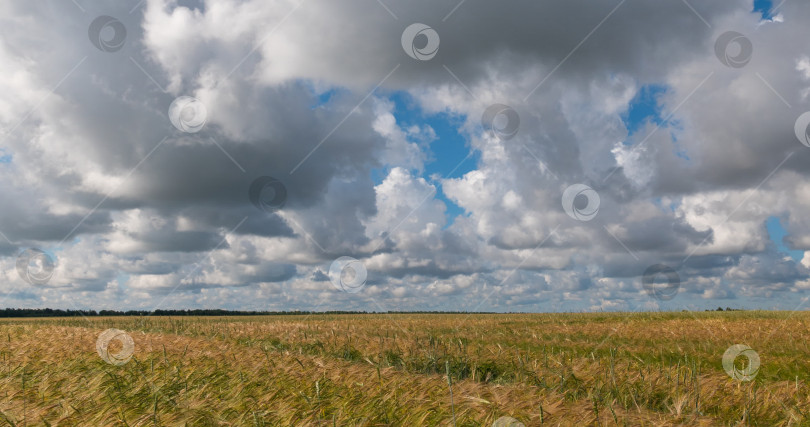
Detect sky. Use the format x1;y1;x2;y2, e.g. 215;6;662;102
1;0;810;313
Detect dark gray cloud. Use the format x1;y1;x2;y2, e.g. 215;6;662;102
0;0;807;311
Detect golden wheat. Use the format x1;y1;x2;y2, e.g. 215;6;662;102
0;312;806;425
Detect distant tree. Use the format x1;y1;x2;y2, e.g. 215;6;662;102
0;308;479;317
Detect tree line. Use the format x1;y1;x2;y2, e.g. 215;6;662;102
0;308;493;317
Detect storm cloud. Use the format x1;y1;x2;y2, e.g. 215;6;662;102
0;0;808;312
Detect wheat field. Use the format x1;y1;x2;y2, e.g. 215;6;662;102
0;311;807;426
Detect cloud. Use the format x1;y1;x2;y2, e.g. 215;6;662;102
0;0;808;311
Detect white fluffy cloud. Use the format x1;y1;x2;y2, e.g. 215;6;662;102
0;0;808;312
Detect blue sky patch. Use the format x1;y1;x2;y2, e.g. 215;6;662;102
373;92;477;226
766;216;803;261
622;84;668;137
309;87;344;109
753;0;774;20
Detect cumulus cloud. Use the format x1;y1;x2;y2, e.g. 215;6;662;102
0;0;808;312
